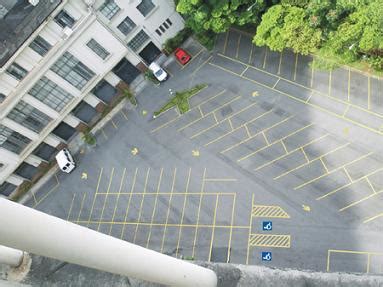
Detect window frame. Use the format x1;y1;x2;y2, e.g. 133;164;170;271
6;63;28;81
0;125;31;154
127;30;150;52
136;0;155;17
29;35;52;56
54;10;75;28
86;39;110;60
117;16;136;36
98;0;120;20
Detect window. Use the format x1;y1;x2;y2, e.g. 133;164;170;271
87;39;110;60
51;52;95;90
128;30;149;52
0;125;31;154
163;22;169;29
0;93;5;103
117;16;136;36
7;101;52;133
99;0;120;20
155;29;161;36
166;18;172;26
6;63;28;81
136;0;155;17
29;76;74;111
29;36;52;56
54;10;75;28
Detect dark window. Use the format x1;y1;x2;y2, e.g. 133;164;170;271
117;16;136;36
0;182;16;197
0;93;5;103
51;52;95;90
166;18;172;26
99;0;120;20
6;63;28;81
29;36;52;56
159;26;165;33
155;29;161;36
7;101;52;133
163;22;169;29
136;0;155;17
127;30;149;52
87;39;110;60
0;125;31;154
29;77;74;111
54;10;75;28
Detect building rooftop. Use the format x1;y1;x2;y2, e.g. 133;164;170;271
0;0;62;68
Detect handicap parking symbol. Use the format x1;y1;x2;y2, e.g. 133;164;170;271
261;252;272;261
262;221;272;231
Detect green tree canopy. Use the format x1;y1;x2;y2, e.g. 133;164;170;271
253;4;322;54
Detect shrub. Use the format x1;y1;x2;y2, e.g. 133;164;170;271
163;28;192;54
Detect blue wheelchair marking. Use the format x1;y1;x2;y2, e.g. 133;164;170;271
261;252;272;261
262;221;272;231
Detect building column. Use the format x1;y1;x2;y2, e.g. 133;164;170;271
0;198;217;287
0;245;24;267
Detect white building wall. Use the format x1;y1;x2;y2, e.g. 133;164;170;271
0;0;184;190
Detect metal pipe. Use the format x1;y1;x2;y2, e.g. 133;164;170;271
0;198;217;287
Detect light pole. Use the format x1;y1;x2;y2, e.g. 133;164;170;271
0;198;217;287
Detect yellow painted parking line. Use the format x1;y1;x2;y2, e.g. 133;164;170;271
192;55;213;75
220;110;275;153
298;152;375;192
223;30;229;54
31;190;38;205
301;147;310;163
181;49;204;70
109;168;126;235
254;133;327;171
274;143;350;180
98;168;115;231
262;131;270;145
246;193;254;265
161;168;177;253
252;204;290;218
327;249;383;272
192;168;206;258
120;168;138;239
228;118;234;130
293;54;298;81
248;44;254;64
175;168;191;258
121;110;129;121
133;168;150;243
317;166;383;200
278;51;283;75
227;193;236;263
343;167;353;182
339;189;383;212
320;158;329;173
33;173;60;208
177;89;227;132
272;78;281;89
87;168;103;227
342;105;350;117
198;106;204;116
67;193;76;221
150;114;181;133
208;194;219;261
101;129;108;140
98;192;236;196
236;34;241;58
249;234;290;248
366;177;377;194
237;115;295;162
203;102;259;146
77;193;87;223
240;66;249;76
146;168;163;248
216;53;383;122
111;120;118;129
364;212;383;223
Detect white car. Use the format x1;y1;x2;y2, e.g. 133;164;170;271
149;62;168;82
56;148;75;173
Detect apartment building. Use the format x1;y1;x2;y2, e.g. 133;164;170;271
0;0;184;197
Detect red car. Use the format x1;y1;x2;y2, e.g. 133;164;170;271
174;48;191;65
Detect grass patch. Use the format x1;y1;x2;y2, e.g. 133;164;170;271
154;84;207;116
145;70;160;85
82;127;96;146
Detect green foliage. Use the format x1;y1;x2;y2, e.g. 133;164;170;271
163;28;192;54
254;5;321;55
122;89;137;106
11;181;32;202
82;127;96;146
195;31;215;50
154;84;207;116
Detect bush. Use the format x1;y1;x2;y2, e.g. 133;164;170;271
82;127;96;146
163;28;192;54
145;70;160;85
195;32;215;50
123;88;137;106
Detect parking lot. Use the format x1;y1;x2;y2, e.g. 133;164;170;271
28;30;383;275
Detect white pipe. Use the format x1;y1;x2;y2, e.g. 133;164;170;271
0;199;217;287
0;245;24;267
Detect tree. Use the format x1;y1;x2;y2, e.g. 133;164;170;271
176;0;269;34
253;4;322;54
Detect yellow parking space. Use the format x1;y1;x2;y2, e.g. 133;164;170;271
327;249;383;273
249;234;290;248
252;204;290;218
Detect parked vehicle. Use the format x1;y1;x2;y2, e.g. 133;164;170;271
174;48;191;65
149;62;168;82
56;148;75;173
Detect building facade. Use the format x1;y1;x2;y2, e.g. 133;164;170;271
0;0;184;197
